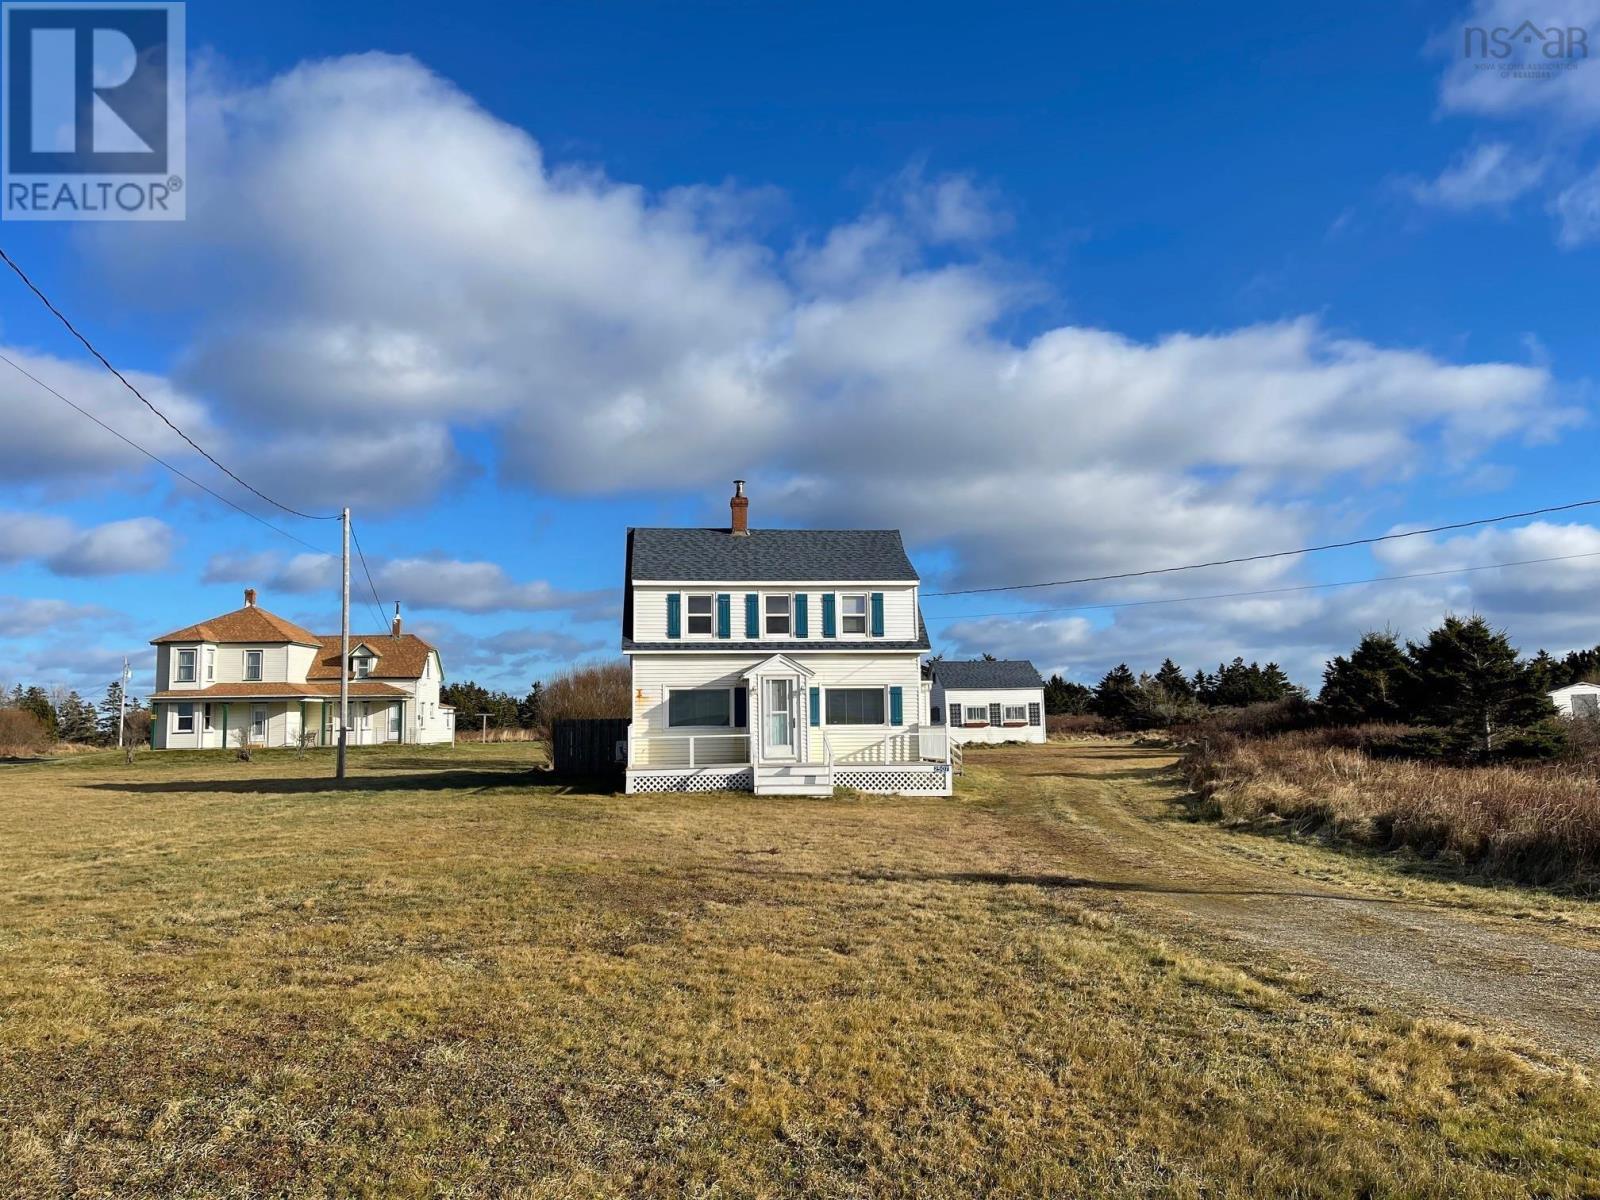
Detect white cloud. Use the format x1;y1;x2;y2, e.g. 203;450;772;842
68;51;1566;595
1410;142;1548;210
1553;162;1600;243
0;597;113;637
0;512;174;576
0;347;216;486
376;557;613;615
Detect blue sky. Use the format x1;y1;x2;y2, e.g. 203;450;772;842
3;0;1600;698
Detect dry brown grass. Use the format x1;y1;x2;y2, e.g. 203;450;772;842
1;742;1598;1196
1184;728;1600;889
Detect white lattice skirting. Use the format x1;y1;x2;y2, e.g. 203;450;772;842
834;767;951;795
627;769;754;794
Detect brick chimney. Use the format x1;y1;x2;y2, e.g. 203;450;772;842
244;587;257;607
730;479;749;537
391;603;403;637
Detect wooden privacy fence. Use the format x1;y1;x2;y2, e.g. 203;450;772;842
551;718;630;778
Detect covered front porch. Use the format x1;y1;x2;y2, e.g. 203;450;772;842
625;655;953;796
150;691;411;750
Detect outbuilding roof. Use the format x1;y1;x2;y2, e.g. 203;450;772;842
628;527;919;582
932;659;1045;690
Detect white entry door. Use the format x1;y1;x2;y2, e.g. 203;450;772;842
763;677;796;759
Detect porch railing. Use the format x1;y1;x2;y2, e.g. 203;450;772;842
627;730;751;770
831;725;952;766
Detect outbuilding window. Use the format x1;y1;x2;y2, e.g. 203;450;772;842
965;705;988;725
1004;705;1027;723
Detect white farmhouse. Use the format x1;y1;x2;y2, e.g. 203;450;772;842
1549;681;1600;718
930;660;1047;745
623;482;952;796
148;589;454;749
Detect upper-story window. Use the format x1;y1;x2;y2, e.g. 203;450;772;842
352;654;374;678
175;649;196;682
841;593;868;635
685;593;714;636
764;594;791;636
244;650;263;681
205;648;215;681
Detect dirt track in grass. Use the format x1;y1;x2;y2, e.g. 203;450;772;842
973;740;1600;1068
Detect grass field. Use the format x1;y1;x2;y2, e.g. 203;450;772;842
3;742;1599;1197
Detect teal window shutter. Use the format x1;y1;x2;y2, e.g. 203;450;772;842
870;592;885;637
716;593;731;638
821;593;837;637
809;686;820;726
889;686;903;726
794;594;809;638
745;593;759;638
666;594;681;638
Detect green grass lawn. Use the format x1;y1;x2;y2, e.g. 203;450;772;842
1;742;1597;1198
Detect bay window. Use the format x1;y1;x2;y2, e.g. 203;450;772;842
175;649;195;682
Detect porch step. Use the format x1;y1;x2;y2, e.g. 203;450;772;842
754;763;835;796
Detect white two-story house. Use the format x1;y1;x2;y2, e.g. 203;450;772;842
622;483;951;796
149;589;454;749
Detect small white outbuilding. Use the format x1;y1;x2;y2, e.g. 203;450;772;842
930;659;1047;745
1549;682;1600;718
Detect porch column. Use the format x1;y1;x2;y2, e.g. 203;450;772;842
221;703;229;748
150;703;159;748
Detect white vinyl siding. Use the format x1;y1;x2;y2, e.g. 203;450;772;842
938;687;1049;745
631;585;920;642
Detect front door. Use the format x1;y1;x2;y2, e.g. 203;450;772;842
763;677;796;759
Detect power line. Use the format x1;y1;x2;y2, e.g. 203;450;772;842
925;496;1600;597
349;520;389;633
0;349;331;555
0;244;339;523
925;549;1600;624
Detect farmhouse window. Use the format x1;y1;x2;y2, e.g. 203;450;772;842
175;649;195;682
826;687;886;725
841;593;867;635
244;650;263;681
685;593;714;636
174;702;194;733
669;688;733;727
764;594;792;636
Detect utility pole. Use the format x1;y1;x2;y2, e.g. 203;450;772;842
116;656;130;748
337;506;350;779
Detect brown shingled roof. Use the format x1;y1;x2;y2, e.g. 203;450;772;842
306;633;437;681
151;604;322;647
150;681;410;701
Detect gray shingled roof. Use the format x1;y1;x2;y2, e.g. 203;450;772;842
629;528;918;582
932;660;1045;689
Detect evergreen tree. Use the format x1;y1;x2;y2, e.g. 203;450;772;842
1559;645;1600;687
1092;664;1141;723
518;681;545;729
1407;616;1553;754
1043;674;1092;715
1320;632;1415;724
18;687;57;740
1524;649;1561;696
1190;669;1215;705
98;680;129;745
56;691;98;743
1153;658;1192;699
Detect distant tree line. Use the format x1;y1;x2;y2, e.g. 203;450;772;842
0;679;149;755
1043;656;1301;728
443;662;630;736
1039;614;1576;759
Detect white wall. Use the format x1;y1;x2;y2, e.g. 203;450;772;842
632;584;920;643
938;687;1047;745
1551;684;1600;717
